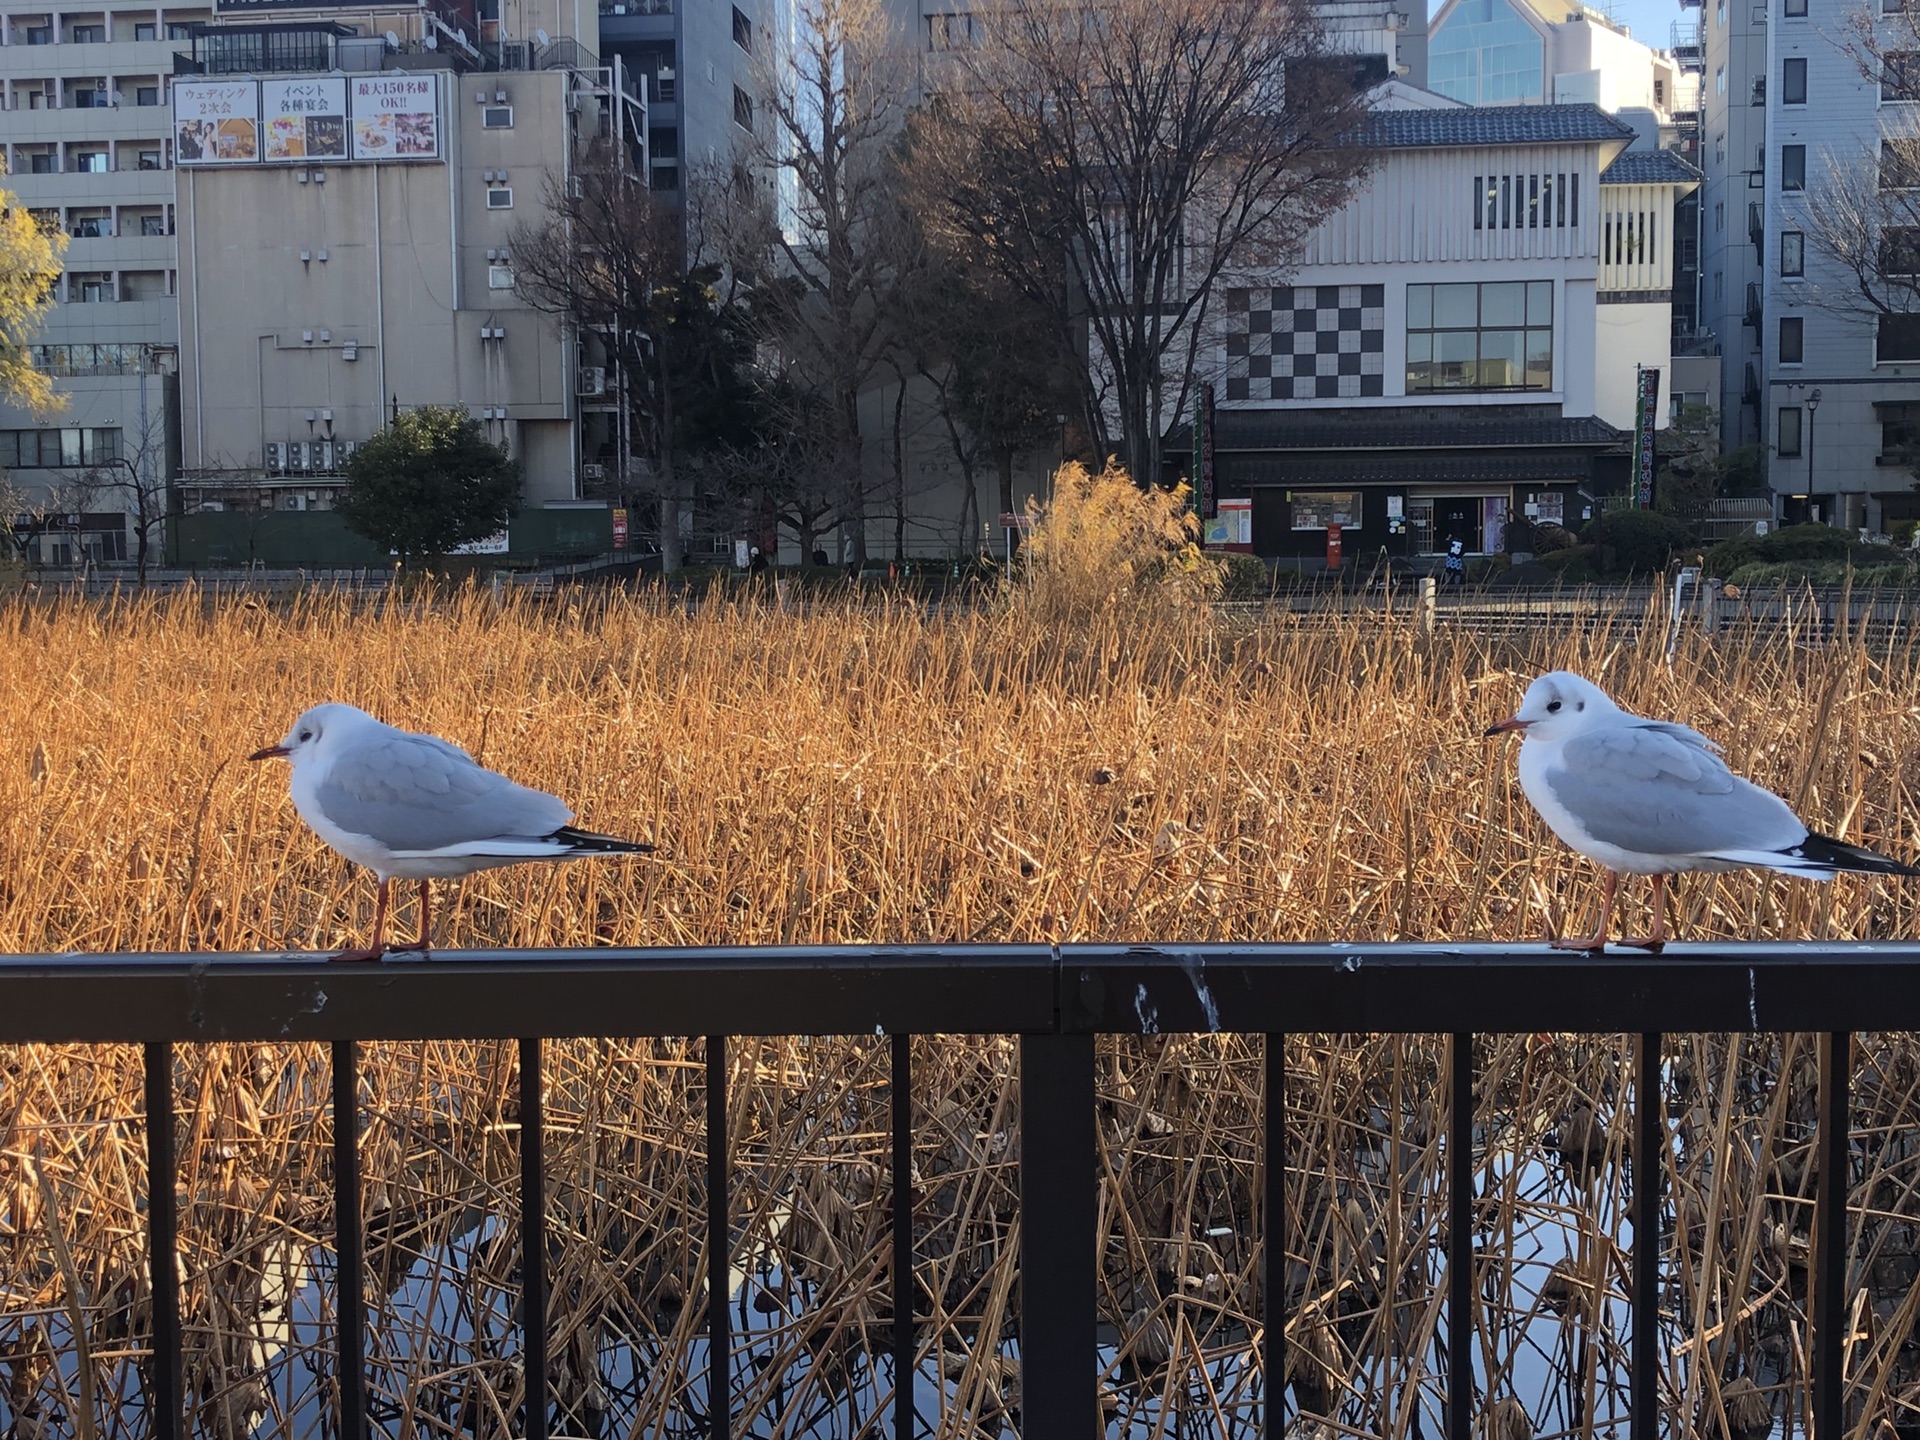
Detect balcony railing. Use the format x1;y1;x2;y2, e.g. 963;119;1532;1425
3;943;1915;1438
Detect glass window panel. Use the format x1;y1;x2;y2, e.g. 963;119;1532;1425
60;430;81;467
1525;330;1554;388
1778;406;1803;455
1479;330;1525;386
1433;284;1478;328
1437;331;1478;387
1406;285;1432;328
1482;282;1525;326
0;433;15;469
1527;281;1553;324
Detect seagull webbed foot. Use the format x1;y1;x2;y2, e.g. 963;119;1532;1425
1549;935;1609;953
1617;935;1666;953
328;944;389;964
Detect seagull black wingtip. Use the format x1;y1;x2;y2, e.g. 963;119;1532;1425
548;824;657;855
1789;830;1920;877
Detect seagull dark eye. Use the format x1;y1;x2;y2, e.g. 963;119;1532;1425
1576;701;1585;711
1546;701;1562;714
299;730;313;742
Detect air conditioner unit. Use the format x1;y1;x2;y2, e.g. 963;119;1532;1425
582;462;606;482
288;441;310;472
265;441;287;473
337;440;362;466
314;440;336;472
577;366;607;396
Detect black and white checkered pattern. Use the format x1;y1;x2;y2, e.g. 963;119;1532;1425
1223;284;1386;402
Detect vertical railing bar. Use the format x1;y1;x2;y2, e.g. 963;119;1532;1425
707;1034;730;1440
1632;1032;1662;1440
1263;1033;1287;1439
1816;1030;1850;1440
331;1038;366;1440
519;1038;549;1440
890;1033;914;1440
1448;1032;1473;1440
1018;1032;1097;1435
142;1042;181;1440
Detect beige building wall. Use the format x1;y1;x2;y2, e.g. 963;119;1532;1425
177;67;579;499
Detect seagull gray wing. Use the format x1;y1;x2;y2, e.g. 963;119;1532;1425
309;732;573;852
1548;722;1806;857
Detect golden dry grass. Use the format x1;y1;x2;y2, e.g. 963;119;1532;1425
0;584;1919;1438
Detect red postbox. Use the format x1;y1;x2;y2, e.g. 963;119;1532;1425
1325;523;1343;572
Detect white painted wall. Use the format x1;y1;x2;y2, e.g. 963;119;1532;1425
1594;300;1672;429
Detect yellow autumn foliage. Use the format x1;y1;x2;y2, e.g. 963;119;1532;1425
0;167;68;418
1018;460;1218;622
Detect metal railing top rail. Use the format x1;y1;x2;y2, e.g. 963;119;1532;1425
6;941;1920;1043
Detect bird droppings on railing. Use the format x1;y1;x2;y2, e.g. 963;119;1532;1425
1134;983;1159;1035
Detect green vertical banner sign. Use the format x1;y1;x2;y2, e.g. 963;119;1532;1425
1632;366;1660;509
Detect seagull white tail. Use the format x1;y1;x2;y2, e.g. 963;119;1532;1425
1704;831;1920;879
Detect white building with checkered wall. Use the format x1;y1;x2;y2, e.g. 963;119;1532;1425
1195;91;1698;561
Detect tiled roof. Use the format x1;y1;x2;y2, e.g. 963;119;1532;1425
1356;104;1636;150
1208;409;1627;451
1601;149;1704;186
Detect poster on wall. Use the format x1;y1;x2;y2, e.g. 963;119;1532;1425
261;77;348;161
173;80;259;165
350;75;442;161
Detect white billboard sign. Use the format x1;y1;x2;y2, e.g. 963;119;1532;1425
174;79;260;165
261;76;348;161
349;75;442;161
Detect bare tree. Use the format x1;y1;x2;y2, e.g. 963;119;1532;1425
66;385;171;581
909;0;1374;483
513;151;743;571
724;0;917;562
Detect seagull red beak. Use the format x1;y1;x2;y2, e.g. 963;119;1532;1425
1483;716;1531;737
248;743;291;761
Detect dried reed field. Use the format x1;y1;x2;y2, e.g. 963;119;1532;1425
5;582;1920;1439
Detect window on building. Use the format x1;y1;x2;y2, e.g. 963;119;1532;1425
1717;0;1727;23
1785;0;1806;14
134;21;156;39
485;186;513;208
488;264;515;289
68;215;109;238
1289;492;1363;531
141;213;169;236
72;151;108;174
28;152;57;174
926;12;976;48
120;270;166;300
167;22;193;38
1781;230;1805;275
1406;280;1553;392
1427;0;1546;105
136;85;159;106
0;427;121;468
1883;141;1920;189
25;24;50;42
1885;52;1920;100
69;24;103;42
1715;200;1726;231
136;149;162;170
1782;56;1807;103
1778;406;1803;455
1779;315;1805;362
1878;313;1920;359
1879;401;1920;459
1654;77;1666;105
1882;226;1920;274
732;4;752;50
482;105;513;128
70;274;113;302
1783;144;1807;190
733;84;753;131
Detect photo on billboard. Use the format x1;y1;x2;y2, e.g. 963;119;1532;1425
262;77;348;161
174;79;260;165
350;75;442;161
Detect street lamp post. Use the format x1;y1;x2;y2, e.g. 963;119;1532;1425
1807;387;1823;525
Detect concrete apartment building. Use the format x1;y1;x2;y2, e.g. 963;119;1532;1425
0;0;206;564
161;2;646;563
1751;0;1920;530
1693;0;1766;449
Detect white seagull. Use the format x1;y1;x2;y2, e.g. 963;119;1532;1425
249;703;653;961
1485;671;1919;951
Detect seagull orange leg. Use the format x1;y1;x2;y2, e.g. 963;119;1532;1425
330;878;391;963
1552;869;1619;953
1620;874;1669;952
390;880;433;955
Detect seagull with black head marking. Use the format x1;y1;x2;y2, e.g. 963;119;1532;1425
1484;671;1920;952
250;703;653;962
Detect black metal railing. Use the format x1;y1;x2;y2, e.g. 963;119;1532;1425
5;943;1919;1438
